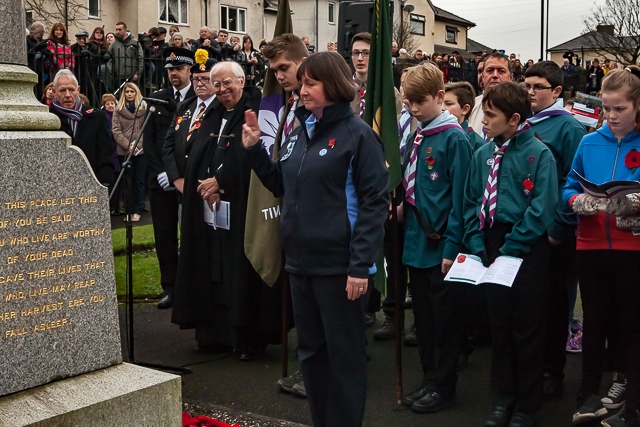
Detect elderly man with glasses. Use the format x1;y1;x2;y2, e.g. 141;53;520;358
169;57;281;360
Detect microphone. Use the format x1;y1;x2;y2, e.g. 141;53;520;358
142;97;177;112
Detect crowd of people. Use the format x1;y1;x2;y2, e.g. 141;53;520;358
30;18;640;427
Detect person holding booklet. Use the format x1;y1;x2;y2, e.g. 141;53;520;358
400;63;474;414
523;61;587;399
563;66;640;427
462;81;557;427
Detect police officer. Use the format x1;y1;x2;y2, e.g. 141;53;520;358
144;47;195;308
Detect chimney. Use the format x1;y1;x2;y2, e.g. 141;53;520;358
596;24;615;36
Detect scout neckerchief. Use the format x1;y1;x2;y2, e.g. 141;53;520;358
403;111;462;206
527;102;571;125
305;113;318;139
478;122;531;229
353;73;366;119
52;97;83;137
398;109;412;156
282;92;299;139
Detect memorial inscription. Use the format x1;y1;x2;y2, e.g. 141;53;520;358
0;132;121;397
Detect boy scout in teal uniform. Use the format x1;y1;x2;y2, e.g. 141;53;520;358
462;82;557;427
401;63;474;414
524;61;586;400
444;81;487;150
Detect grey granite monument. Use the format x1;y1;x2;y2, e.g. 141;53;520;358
0;1;181;425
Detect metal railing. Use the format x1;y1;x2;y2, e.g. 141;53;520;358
28;51;264;107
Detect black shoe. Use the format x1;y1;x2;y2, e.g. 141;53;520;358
157;294;173;309
403;386;429;406
239;345;265;361
373;315;400;341
485;406;512;427
572;394;607;425
508;412;535;427
411;391;455;413
365;312;376;327
403;323;417;347
542;373;564;400
110;210;122;216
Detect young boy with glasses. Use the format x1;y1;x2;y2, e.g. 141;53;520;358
523;61;586;402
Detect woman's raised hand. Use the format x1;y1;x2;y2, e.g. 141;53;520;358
242;110;261;149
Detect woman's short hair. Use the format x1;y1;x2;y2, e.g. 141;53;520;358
296;52;356;104
101;93;116;106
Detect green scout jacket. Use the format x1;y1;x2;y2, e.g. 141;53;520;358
529;114;586;241
403;127;474;268
463;128;558;257
462;120;487;151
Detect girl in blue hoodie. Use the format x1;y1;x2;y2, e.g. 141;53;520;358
563;66;640;427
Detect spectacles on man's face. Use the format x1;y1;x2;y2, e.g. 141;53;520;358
212;77;241;90
193;77;211;85
351;50;370;58
524;84;554;93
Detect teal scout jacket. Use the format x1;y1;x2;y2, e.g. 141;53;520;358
529;114;586;241
462;120;487;151
463;128;558;257
403;126;474;268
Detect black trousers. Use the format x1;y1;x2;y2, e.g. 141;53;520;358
408;265;466;398
290;274;367;427
484;223;550;413
577;250;640;412
382;218;408;317
149;188;179;295
543;235;577;379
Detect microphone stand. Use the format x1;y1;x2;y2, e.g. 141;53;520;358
110;105;190;375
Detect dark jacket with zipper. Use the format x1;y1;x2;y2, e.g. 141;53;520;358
246;102;390;278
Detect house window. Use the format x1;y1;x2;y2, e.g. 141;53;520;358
328;2;335;24
159;0;188;25
88;0;100;18
221;5;247;33
409;14;425;36
25;10;34;27
445;26;458;44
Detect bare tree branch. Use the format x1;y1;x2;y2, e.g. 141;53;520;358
25;0;88;30
582;0;640;65
393;20;418;55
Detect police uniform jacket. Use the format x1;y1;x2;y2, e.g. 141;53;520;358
145;85;195;189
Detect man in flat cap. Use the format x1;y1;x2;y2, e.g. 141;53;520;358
71;30;91;99
144;46;197;308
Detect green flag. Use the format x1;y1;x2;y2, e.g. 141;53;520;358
364;0;402;190
244;0;293;286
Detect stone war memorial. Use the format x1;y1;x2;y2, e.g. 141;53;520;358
0;1;181;425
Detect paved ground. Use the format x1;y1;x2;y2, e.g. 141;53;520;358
118;301;615;427
112;210;612;426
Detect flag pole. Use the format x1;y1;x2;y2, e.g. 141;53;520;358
391;189;403;405
281;271;290;379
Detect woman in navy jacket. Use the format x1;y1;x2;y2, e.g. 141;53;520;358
242;52;389;427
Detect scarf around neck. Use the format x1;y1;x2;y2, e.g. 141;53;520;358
52;97;83;137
